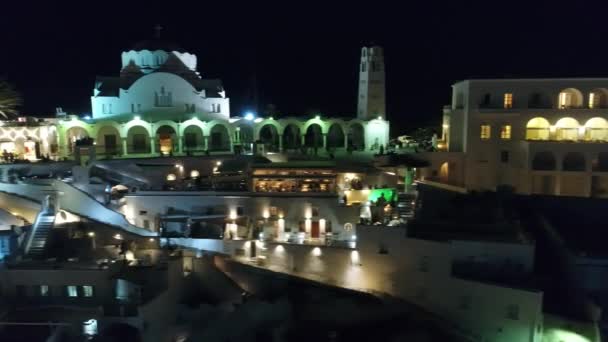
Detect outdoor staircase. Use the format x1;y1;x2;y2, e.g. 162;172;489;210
23;196;56;258
396;192;417;221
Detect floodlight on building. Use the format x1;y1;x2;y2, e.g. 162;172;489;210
113;234;123;240
315;115;320;120
254;118;263;123
149;238;154;242
275;245;285;253
229;210;237;220
442;124;449;129
190;170;200;178
245;112;255;121
83;116;91;120
384;171;396;176
87;232;95;237
312;247;322;256
377;116;382;120
134;115;141;121
350;250;360;265
216;161;222;166
269;117;274;120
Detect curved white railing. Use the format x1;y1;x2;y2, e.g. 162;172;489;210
0;180;157;237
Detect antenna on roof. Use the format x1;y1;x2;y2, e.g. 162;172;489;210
154;24;163;39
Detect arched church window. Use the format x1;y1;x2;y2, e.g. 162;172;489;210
217;104;221;113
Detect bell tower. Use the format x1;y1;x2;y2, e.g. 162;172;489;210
357;46;386;120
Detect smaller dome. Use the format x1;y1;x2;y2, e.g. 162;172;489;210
131;39;185;53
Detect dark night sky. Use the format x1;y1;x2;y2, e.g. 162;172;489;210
0;1;606;134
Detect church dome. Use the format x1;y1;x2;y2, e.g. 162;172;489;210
131;39;185;53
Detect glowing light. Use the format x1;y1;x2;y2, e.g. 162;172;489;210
269;117;274;120
216;161;222;166
125;250;135;261
385;171;396;176
262;208;270;219
275;245;285;253
312;247;322;256
350;250;360;265
11;212;18;216
254;118;263;123
351;234;357;241
229;210;237;220
148;238;154;242
134;115;141;121
87;232;95;237
304;208;312;219
377;116;382;120
83;116;91;120
245;112;255;121
578;126;586;135
190;170;200;178
166;173;176;181
315;115;320;120
113;234;123;240
319;218;326;234
442;124;449;128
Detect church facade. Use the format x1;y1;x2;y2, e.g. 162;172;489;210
0;40;390;160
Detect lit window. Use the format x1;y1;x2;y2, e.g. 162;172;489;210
82;285;94;297
40;285;49;297
480;125;491;140
500;125;511;139
589;93;596;109
503;93;513;109
66;285;78;297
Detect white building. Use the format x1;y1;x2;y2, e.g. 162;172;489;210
422;79;608;197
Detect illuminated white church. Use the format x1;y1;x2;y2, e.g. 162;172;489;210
0;35;389;160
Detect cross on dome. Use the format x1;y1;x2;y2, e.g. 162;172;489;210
154;24;163;39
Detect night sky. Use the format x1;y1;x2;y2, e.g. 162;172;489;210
1;1;606;134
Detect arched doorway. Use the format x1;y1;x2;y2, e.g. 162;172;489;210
558;88;583;108
348;123;365;150
182;125;204;153
282;124;301;150
555;117;580;141
259;124;280;152
235;124;254;153
532;151;557;170
210;124;230;151
66;127;90;153
327;123;345;149
584;117;608;141
127;126;150;154
589;88;608;109
562;152;586;171
156;125;177;155
526;117;550;140
305;124;323;148
96;125;121;156
593;152;608;172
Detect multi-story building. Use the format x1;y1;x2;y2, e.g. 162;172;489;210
422;79;608;197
